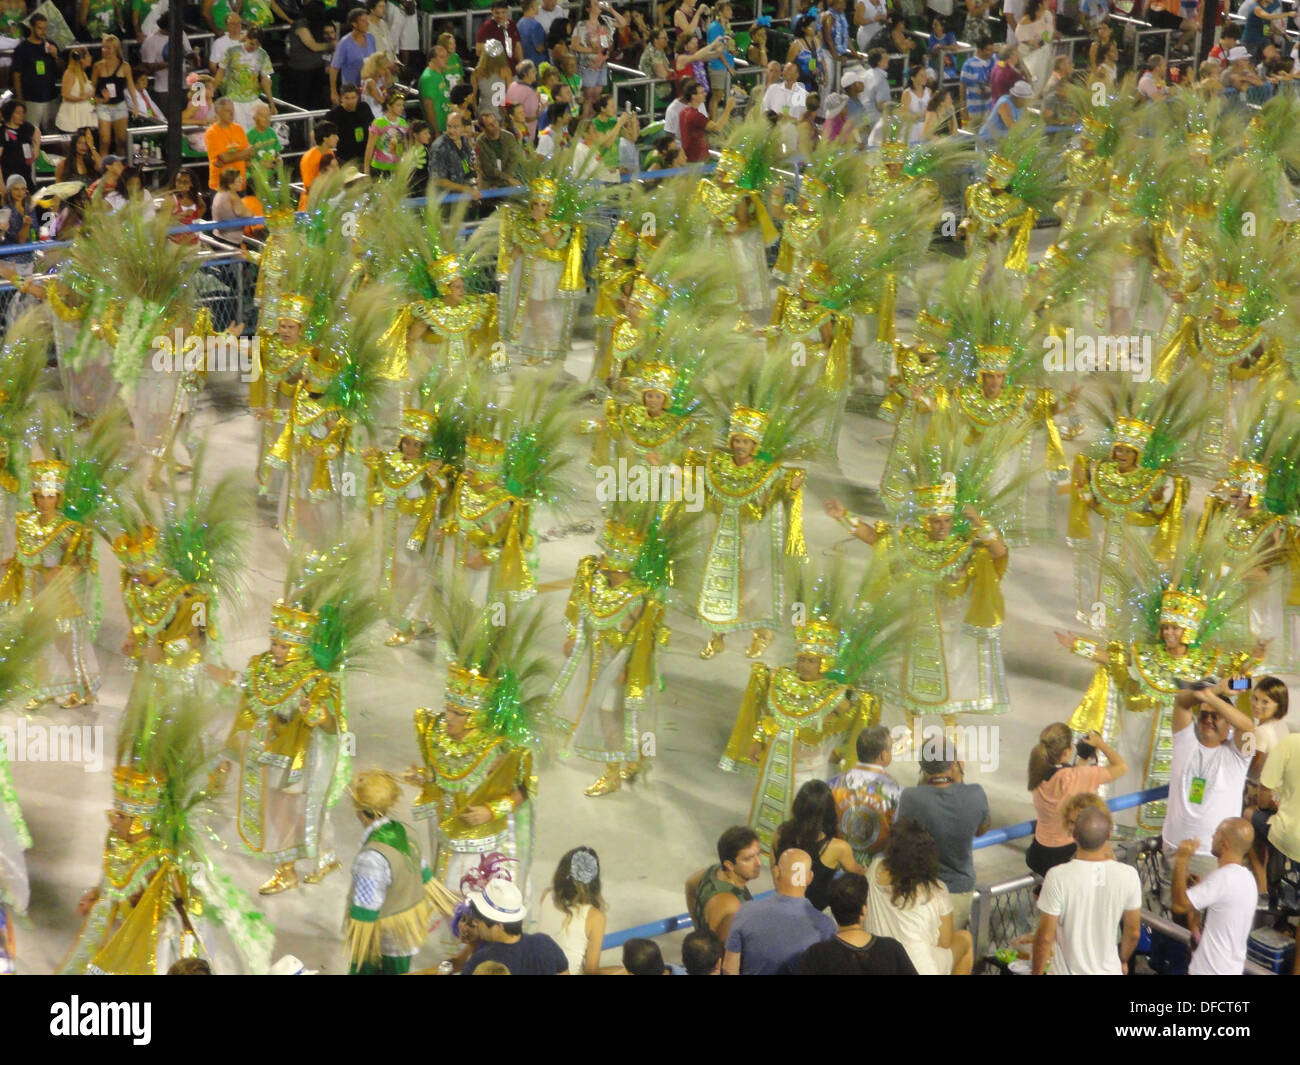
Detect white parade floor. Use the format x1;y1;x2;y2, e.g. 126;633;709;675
7;228;1276;974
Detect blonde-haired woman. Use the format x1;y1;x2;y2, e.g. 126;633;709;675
92;35;132;155
1026;723;1126;878
361;51;396;117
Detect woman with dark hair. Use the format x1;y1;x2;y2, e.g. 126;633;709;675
535;845;614;974
865;818;974;974
787;16;823;92
1025;722;1125;878
286;1;335;108
0;99;39;188
772;780;863;911
55;127;102;183
168;169;206;244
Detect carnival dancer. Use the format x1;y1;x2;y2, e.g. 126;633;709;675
0;310;47;555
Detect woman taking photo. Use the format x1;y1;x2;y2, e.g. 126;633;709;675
865;818;974;975
572;0;626;118
57;47;97;134
1026;723;1126;878
93;34;132;155
55;127;102;183
772;780;863;911
921;85;958;140
536;846;616;974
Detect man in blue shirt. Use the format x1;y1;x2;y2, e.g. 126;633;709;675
706;1;737;116
1240;0;1286;47
959;37;995;130
518;0;548;66
723;848;836;974
330;7;377;106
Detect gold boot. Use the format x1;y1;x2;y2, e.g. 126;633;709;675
700;634;725;659
584;767;623;797
258;863;299;895
303;858;342;885
745;629;774;659
620;761;643;785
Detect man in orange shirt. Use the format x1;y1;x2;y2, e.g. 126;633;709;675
205;96;254;191
299;121;339;193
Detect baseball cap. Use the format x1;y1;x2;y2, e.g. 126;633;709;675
466;876;526;923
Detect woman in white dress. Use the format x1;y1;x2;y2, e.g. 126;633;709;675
900;65;931;144
535;847;612;974
864;819;974;975
1014;0;1056;92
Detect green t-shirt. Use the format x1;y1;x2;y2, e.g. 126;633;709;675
247;125;280;166
418;66;449;130
593;115;618;169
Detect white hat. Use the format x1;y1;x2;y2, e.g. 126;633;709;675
840;68;867;88
1227;46;1250;61
268;954;319;975
466;876;526;923
823;92;848;118
1010;80;1034;98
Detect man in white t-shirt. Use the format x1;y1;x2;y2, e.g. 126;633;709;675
1171;817;1257;975
140;13;196;112
761;63;809;120
1161;680;1255;901
663;77;707;139
535;0;569;36
209;13;244;77
1033;805;1142;975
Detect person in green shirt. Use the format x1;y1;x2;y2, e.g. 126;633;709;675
418;44;451;133
215;27;276;128
246;102;280;169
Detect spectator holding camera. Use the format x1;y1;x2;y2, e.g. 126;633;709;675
1026;723;1127;878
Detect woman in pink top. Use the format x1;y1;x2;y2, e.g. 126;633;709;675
1025;723;1127;878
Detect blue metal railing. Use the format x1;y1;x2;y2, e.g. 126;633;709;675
599;785;1172;950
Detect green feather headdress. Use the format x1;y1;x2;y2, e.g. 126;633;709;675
498;371;581;510
1080;375;1214;477
157;451;252;611
701;352;828;465
1223;382;1300;517
282;531;382;675
993;116;1064;214
933;264;1047;388
37;402;132;526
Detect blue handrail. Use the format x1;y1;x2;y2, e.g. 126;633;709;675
599;785;1172;950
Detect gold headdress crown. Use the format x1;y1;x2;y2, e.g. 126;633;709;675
728;405;769;443
400;408;437;444
1213;279;1246;313
530;176;557;204
112;766;166;820
794;617;840;660
1160;588;1208;643
466;435;506;478
30;459;68;497
1228;458;1268;504
1081;114;1108;138
303;350;339;393
1112;415;1154;452
976;344;1013;372
638;362;677;397
716;148;745;182
278;293;311;325
431;253;464;285
915;478;957;517
270;599;318;646
445;662;495;717
608;218;638;259
986;153;1016;185
1188;130;1212;154
881;139;907;164
599;518;645;571
112;525;164;572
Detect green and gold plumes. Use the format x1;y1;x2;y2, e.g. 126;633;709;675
37;402;132;525
318;284;400;434
1225;382;1300;517
1065;75;1140;160
0;308;52;489
928;262;1045;388
991;115;1064;214
604;497;700;596
157;450;252;612
284;531;382;674
717;114;783;193
1081;375;1213;476
814;186;935;312
499;370;581;510
702;351;827;464
249;159;298;219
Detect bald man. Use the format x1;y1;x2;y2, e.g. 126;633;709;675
722;848;835;974
1172;817;1259;975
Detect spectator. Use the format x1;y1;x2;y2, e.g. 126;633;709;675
1240;0;1287;49
473;49;511;119
504;101;531;150
504;59;541;138
828;725;902;867
55;126;101;182
80;0;124;48
1162;679;1255;903
1088;19;1115;70
639;26;672;102
895;743;990;931
12;14;60;132
461;878;570;975
681;928;723;975
684;825;761;943
748;18;772;67
406;119;434;193
613;7;647;66
474;107;522;191
855;0;888;51
1208;26;1240;63
217;27;275;129
284;2;332;109
326;83;373;165
535;100;572;157
794;872;918;975
1137;53;1171;100
773;780;863;911
204;95;252;192
92;34;131;156
887;17;925;82
331;8;377;107
429;110;480;200
617;109;639;177
621;938;682;975
182;73;218;154
57;47;96;135
127;66;166;124
246;102;280;172
988;43;1026;102
959;37;996;131
761;62;809;121
535;0;568;38
365;0;397;61
571;0;624;117
437;31;465;88
673;30;724;98
865;818;974;974
0;175;37;278
211;167;256;245
1014;0;1056;90
536;846;611;975
364;89;407;178
722;848;836;974
167;168;205;242
209;13;244;77
1171;817;1257;975
361;50;397;117
1249;676;1290;777
706;1;737;115
478;0;524;69
1026;723;1126;878
1040;54;1075;124
300;121;337;190
388;0;421;80
679;78;733;162
1258;732;1300;899
854;48;891;130
299;152;338;208
1223;44;1265;91
419;46;453;134
977;78;1033;143
139;12;197;115
518;0;548;67
664;77;705;139
0;99;38;188
88;152;126;208
1032;803;1142;975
